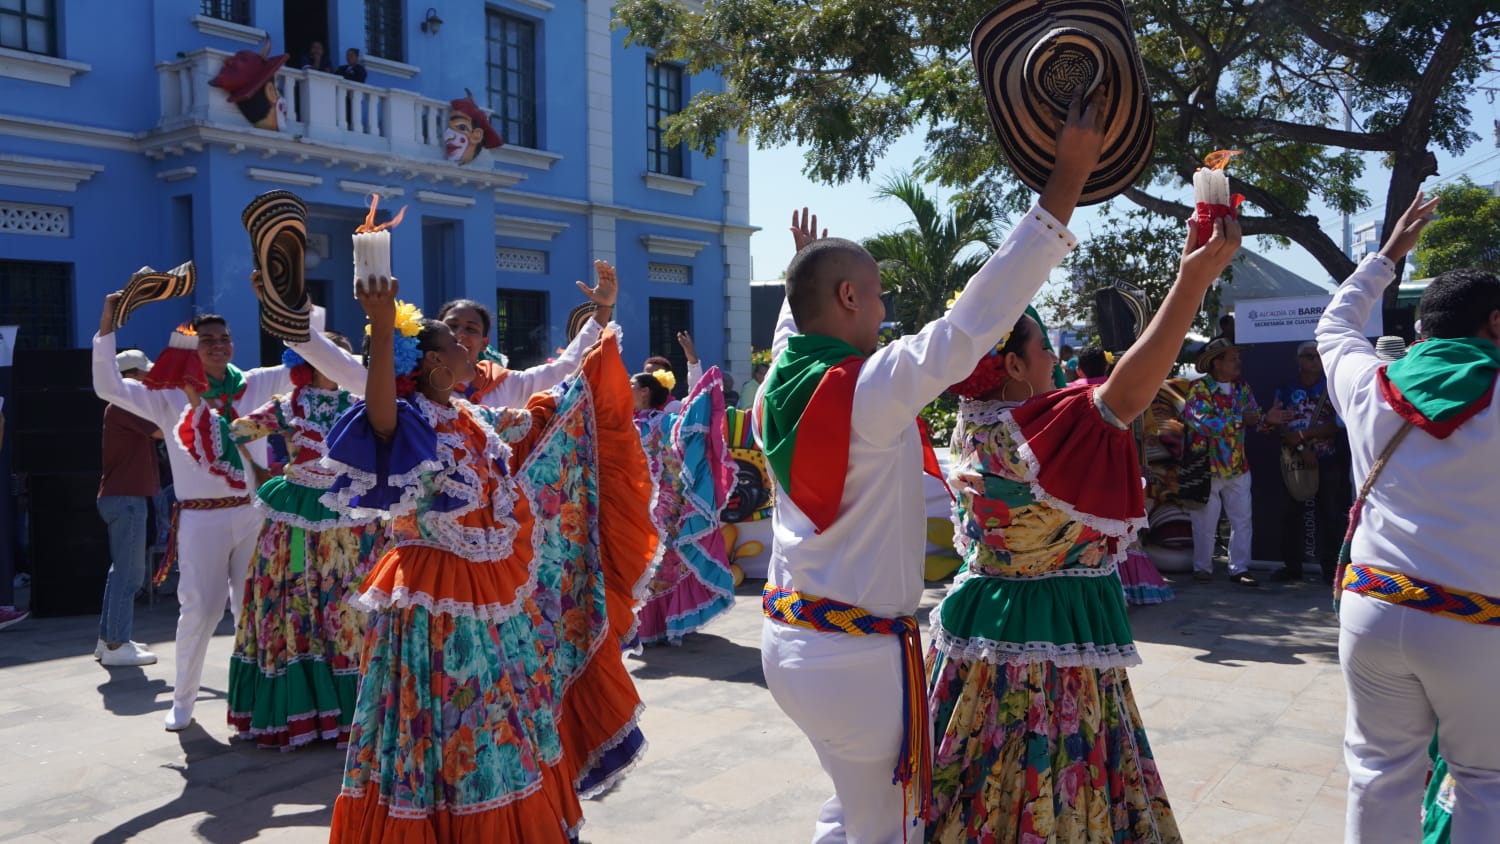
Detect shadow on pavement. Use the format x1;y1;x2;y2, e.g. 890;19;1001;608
91;722;336;844
628;633;768;687
1130;576;1339;667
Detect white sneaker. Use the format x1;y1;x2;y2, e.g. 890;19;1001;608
164;705;194;732
100;641;157;667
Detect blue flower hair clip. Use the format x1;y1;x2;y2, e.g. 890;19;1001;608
281;347;307;369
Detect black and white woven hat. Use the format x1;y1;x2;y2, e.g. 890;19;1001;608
113;260;196;330
971;0;1155;205
242;190;311;343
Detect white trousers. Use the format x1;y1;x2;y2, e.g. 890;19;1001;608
761;620;921;844
170;505;262;716
1339;591;1500;843
1189;472;1253;574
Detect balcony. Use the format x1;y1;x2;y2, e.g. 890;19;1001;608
149;48;527;190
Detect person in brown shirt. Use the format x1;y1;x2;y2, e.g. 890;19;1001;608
95;349;162;666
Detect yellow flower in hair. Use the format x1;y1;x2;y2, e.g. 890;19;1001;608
393;301;423;338
651;369;677;391
362;299;426;337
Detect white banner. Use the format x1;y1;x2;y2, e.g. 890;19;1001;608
1235;296;1381;344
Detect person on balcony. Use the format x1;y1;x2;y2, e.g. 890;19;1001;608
299;40;332;73
334;47;366;84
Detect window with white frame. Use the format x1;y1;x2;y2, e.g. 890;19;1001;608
646;59;685;177
485;10;538;149
365;0;403;62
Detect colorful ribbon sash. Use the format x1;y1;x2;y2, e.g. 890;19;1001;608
763;584;931;832
1343;564;1500;626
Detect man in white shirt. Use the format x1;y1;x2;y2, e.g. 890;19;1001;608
93;295;362;732
752;97;1104;842
1317;191;1500;842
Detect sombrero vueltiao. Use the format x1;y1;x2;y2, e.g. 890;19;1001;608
242;190;311;343
113;260;196;330
972;0;1155;205
565;302;597;342
1195;336;1243;374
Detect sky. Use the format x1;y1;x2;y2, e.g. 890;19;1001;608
744;75;1500;321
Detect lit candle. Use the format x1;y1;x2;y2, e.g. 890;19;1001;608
352;194;405;295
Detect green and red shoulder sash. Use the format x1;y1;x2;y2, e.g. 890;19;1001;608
754;334;865;533
1378;337;1500;439
755;334;951;533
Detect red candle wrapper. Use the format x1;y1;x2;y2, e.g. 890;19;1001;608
1192;195;1244;247
144;326;209;393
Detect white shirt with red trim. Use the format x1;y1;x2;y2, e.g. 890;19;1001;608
757;204;1077;619
1317;252;1500;599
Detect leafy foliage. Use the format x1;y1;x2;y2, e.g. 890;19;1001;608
862;174;1000;331
615;0;1500;286
1413;177;1500;276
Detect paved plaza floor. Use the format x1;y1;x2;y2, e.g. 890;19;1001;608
0;573;1350;843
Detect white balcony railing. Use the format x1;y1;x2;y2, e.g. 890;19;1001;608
156;48;460;162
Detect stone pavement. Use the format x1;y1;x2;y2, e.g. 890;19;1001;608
0;573;1350;843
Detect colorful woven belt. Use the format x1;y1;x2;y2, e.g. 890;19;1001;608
1343;564;1500;626
153;495;253;585
763;584;931;832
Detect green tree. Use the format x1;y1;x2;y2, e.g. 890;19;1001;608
616;0;1499;294
862;174;999;331
1413;176;1500;276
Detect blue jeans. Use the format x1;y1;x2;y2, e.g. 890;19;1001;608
97;495;149;643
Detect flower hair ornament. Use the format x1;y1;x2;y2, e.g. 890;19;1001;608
364;299;426;394
281;346;314;387
650;369;677;391
946;305;1052;400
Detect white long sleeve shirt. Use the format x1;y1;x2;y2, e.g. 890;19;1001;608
477;317;608;409
757;205;1077;618
1317;253;1500;598
93;327;367;502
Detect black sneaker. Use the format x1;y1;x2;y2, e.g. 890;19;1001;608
1229;572;1260;587
1268;568;1301;582
1192;571;1213;583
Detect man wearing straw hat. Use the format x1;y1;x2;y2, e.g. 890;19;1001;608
1318;192;1500;842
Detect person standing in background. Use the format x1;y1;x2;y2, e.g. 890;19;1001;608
95;349;163;666
1268;341;1350;583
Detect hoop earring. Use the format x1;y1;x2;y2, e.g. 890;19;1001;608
427;365;456;394
1001;378;1034;403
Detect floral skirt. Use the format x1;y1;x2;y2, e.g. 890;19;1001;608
634;545;735;647
1120;550;1175;607
925;650;1181;843
227;517;382;750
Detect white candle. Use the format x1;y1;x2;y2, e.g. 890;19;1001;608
352;230;391;294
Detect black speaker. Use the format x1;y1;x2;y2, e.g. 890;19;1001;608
27;473;110;617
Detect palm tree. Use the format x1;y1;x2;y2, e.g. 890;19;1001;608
862;174;1002;332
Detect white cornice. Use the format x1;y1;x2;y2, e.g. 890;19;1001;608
0;46;91;88
495;214;569;241
247;167;323;186
493;187;759;237
338;179;405;198
138;123;527;189
156;166;198;182
0;153;104;191
641;234;709;258
0;113;147;151
363;55;420;79
491;145;563;172
643;171;705;196
190;14;267;44
417;189;477;207
501;0;555;11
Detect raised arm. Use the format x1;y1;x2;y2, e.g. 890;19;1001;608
286;305;368;393
677;331;703;390
91;292;174;427
1317;191;1438;415
490;260;618;404
357;275;400;439
1097;218;1241;424
770;208;827;361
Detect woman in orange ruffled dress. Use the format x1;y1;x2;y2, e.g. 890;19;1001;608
320;274;656;842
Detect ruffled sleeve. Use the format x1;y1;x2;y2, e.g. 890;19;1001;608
1004;384;1146;538
176;402;252;490
319;398;442;519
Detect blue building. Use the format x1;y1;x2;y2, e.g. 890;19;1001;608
0;0;755;383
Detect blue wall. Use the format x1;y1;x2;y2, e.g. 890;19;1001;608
1;0;744;379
